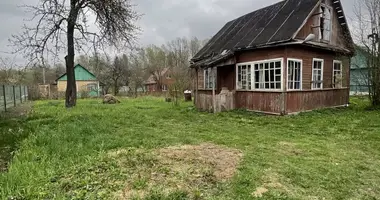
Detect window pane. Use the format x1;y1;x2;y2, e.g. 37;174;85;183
276;83;281;89
275;61;281;69
265;63;269;69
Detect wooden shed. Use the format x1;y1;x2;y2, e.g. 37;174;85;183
191;0;354;115
56;64;101;97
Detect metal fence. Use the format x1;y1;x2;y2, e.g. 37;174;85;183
0;85;29;112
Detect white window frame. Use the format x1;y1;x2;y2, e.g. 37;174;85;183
204;68;216;90
162;84;168;91
312;58;324;90
333;60;343;88
236;58;284;91
236;63;252;90
287;58;303;91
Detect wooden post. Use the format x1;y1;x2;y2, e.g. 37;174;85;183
3;85;6;112
212;67;216;113
20;85;23;103
23;86;26;101
13;85;16;107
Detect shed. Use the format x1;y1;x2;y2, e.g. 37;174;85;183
56;64;101;97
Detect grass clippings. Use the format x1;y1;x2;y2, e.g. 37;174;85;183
117;143;242;199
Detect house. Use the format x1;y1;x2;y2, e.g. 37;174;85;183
190;0;354;115
56;64;101;97
350;46;369;95
144;68;175;93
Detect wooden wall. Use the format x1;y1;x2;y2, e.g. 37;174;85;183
295;0;350;50
235;91;283;114
285;46;350;90
286;89;349;114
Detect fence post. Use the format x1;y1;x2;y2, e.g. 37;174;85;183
13;85;16;107
24;86;27;101
20;85;23;103
3;85;6;112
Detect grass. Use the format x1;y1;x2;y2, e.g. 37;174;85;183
0;97;379;199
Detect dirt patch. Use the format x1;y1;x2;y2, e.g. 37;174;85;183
252;168;289;198
115;143;243;199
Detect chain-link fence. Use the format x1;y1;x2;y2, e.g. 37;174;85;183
0;85;29;112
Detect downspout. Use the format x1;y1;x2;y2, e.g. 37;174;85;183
195;68;199;106
212;67;216;113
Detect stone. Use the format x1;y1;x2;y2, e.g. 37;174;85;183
103;94;121;104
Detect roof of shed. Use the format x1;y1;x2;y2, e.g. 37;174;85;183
191;0;319;65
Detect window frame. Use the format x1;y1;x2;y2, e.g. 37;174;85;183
236;58;284;92
333;60;343;88
236;63;252;91
319;3;333;42
162;84;168;91
287;58;303;91
204;68;216;90
311;58;324;90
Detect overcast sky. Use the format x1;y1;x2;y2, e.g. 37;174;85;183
0;0;356;65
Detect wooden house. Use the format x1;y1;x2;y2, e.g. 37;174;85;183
191;0;354;115
56;64;101;97
144;68;175;93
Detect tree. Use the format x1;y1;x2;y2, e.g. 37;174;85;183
11;0;140;107
353;0;380;106
145;45;167;92
109;55;129;95
129;49;148;97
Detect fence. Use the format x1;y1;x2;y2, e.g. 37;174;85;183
0;85;29;112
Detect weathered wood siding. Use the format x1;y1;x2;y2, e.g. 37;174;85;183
285;46;350;90
235;91;283;114
236;47;286;63
296;0;350;50
286;89;349;113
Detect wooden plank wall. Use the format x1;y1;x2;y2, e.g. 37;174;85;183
286;88;349;113
235;91;282;114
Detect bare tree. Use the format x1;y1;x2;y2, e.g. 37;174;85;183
129;49;148;97
11;0;140;107
145;45;167;92
353;0;380;106
0;57;19;84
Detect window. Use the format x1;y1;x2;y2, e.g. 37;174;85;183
253;59;282;90
204;68;216;89
86;83;97;91
287;59;302;90
237;64;252;90
166;74;171;79
312;59;324;89
333;60;343;88
319;3;332;41
161;84;168;91
236;58;283;91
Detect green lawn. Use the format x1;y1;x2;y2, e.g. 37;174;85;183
0;97;380;199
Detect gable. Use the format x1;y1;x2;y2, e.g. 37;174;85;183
192;0;319;62
295;0;353;51
57;65;97;81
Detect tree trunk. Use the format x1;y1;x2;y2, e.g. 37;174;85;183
65;3;78;108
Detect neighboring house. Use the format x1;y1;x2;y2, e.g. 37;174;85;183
191;0;354;115
350;46;369;95
144;68;175;93
56;64;101;97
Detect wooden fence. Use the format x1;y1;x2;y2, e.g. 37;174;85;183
0;85;29;112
